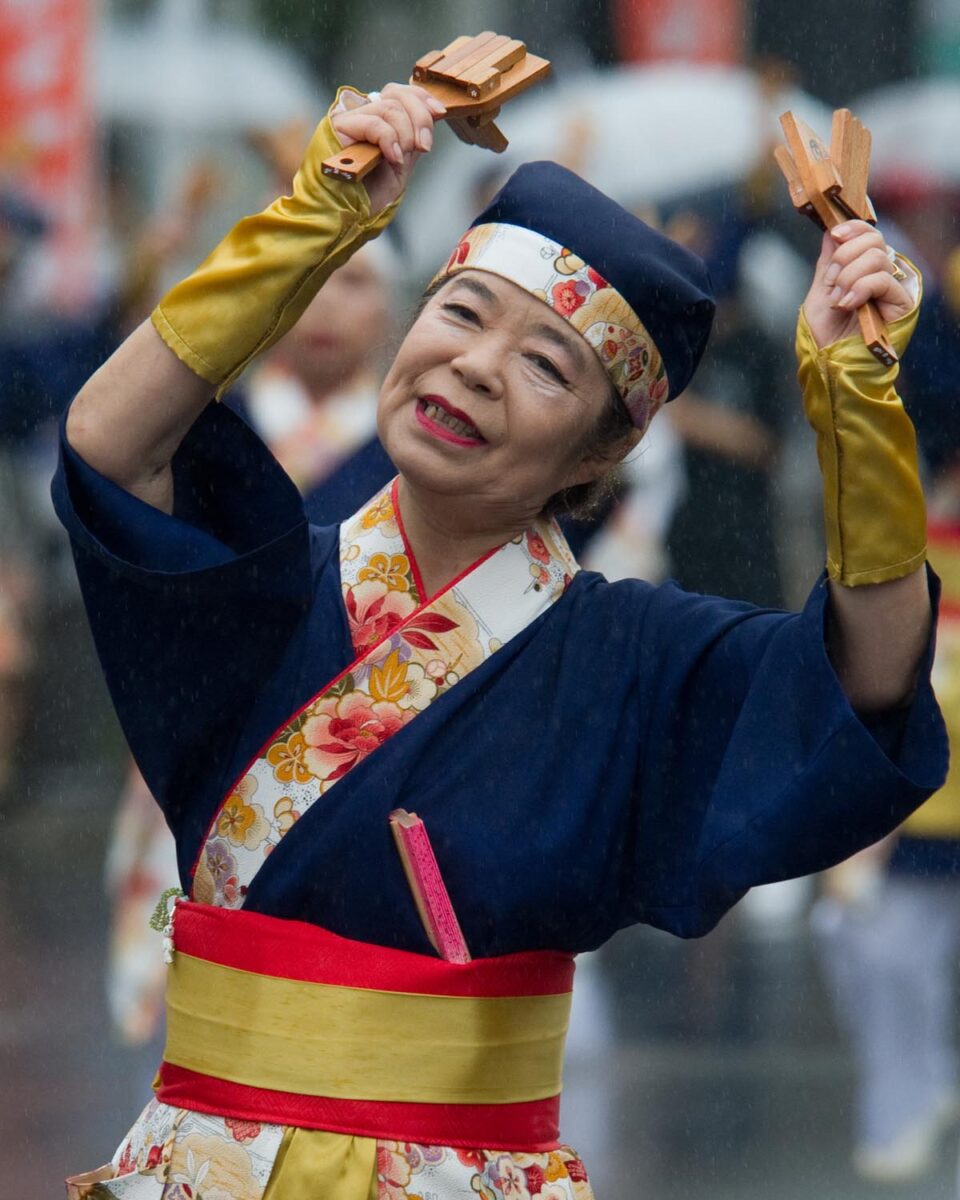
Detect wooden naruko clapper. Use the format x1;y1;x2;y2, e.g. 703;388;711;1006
775;108;898;367
322;33;550;183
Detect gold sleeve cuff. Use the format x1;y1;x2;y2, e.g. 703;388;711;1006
151;87;401;397
796;256;926;587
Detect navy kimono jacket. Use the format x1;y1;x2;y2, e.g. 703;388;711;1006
53;403;949;958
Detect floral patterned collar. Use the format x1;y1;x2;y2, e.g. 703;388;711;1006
191;480;579;910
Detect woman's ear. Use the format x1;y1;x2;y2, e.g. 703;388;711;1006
564;427;643;489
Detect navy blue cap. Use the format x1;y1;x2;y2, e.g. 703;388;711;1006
472;161;715;401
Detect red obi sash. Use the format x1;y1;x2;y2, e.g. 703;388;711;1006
157;902;575;1151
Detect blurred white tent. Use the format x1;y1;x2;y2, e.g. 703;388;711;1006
89;4;322;285
852;78;960;184
406;63;830;276
94;19;319;129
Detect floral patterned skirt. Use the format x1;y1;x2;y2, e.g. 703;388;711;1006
65;1099;596;1200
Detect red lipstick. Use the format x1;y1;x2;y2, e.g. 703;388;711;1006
415;395;486;447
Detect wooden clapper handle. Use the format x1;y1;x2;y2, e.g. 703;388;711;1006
323;141;384;183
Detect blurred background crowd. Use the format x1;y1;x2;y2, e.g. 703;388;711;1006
3;0;960;1196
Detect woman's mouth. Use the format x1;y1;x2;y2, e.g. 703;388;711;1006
415;396;486;447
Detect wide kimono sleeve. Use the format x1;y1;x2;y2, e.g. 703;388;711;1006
51;402;318;834
621;572;949;938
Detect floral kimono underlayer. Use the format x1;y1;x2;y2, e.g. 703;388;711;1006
54;403;947;1198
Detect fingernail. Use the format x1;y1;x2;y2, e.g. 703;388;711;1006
419;127;433;152
392;142;403;164
829;286;843;304
838;290;855;308
824;263;840;286
428;98;447;114
832;223;851;238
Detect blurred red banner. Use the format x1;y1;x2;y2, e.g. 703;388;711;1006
614;0;744;66
0;0;96;308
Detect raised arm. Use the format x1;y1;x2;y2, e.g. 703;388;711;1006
66;84;443;514
799;221;930;711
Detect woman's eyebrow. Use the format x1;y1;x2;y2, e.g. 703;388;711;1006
448;276;500;307
530;322;586;370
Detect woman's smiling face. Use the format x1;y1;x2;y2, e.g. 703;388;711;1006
377;270;617;519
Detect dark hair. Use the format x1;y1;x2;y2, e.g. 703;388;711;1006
408;278;637;521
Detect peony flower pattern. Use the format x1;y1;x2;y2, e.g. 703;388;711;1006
344;579;417;652
302;692;412;785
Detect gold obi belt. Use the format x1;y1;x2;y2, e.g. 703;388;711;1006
157;902;575;1151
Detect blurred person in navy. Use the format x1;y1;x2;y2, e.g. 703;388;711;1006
665;199;790;608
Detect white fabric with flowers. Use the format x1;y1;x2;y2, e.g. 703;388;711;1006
68;1094;595;1199
191;479;579;910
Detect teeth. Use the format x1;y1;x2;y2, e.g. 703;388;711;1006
423;401;480;439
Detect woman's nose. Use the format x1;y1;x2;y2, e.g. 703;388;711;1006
451;339;503;398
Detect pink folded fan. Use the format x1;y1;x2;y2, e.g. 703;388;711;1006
389;809;471;964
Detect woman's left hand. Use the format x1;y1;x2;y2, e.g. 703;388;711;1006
802;220;914;350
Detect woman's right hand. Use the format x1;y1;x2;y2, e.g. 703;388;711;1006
332;83;446;214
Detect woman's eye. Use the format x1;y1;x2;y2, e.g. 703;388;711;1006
443;303;479;323
529;354;568;385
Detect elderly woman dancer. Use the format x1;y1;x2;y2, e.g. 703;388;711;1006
60;82;945;1199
